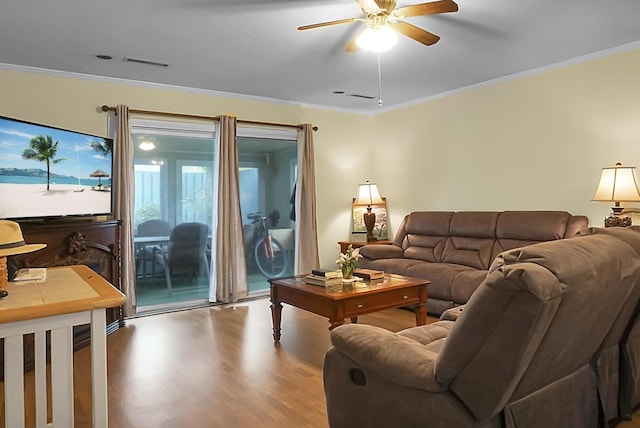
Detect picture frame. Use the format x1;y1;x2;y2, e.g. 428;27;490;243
352;197;388;240
350;231;368;243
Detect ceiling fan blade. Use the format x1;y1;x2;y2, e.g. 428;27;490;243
390;21;440;46
396;0;458;18
297;17;359;31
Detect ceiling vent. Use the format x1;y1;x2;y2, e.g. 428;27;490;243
333;91;375;100
123;57;169;68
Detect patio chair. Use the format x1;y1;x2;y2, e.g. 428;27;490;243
155;222;210;296
135;219;171;283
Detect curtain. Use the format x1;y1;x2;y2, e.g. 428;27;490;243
211;115;248;303
294;123;319;274
113;105;137;316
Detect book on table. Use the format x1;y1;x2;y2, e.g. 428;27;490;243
304;274;343;287
354;268;384;280
311;268;342;279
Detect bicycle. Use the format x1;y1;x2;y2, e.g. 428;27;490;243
246;212;289;278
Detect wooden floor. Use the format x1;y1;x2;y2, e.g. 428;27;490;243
4;298;640;427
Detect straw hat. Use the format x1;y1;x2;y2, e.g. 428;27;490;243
0;220;46;257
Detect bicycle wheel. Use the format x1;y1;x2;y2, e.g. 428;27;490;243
254;236;288;278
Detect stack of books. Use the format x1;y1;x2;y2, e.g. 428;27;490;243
304;269;343;287
354;268;385;281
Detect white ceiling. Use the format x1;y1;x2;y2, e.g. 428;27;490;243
2;0;640;114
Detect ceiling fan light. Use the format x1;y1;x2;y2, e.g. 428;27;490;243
356;25;398;52
139;141;156;151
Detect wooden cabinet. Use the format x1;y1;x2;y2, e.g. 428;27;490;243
13;219;124;335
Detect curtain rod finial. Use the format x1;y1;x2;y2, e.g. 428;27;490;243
101;105;110;112
312;126;318;131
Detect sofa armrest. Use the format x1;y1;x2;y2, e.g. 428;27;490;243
329;324;445;392
358;244;403;260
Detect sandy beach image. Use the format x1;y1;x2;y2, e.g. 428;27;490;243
0;183;111;218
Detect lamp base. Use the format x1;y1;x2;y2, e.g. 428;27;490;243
604;214;632;228
363;209;377;242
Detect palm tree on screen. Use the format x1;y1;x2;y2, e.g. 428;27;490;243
22;135;66;191
90;138;112;157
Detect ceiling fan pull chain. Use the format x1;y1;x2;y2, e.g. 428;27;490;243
377;53;383;107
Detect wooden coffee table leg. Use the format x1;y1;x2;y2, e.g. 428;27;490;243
270;300;282;342
415;285;428;326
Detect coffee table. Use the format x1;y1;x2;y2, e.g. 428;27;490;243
268;273;429;342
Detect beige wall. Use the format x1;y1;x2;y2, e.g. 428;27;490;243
2;46;640;268
374;47;640;235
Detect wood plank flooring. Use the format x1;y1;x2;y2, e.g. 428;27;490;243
4;298;640;427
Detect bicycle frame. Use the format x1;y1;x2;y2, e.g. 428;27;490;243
261;234;275;259
247;212;288;278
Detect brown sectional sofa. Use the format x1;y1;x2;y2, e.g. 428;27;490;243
357;210;589;315
323;228;640;427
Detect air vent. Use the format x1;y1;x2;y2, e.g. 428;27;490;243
332;91;375;100
123;57;169;68
348;93;375;100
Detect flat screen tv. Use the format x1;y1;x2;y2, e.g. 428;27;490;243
0;115;114;221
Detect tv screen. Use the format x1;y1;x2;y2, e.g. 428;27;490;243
0;115;113;220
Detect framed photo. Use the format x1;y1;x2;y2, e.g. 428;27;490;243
350;231;368;243
352;197;388;240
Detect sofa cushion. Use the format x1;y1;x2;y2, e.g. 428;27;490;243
403;235;448;263
397;320;454;354
451;269;490;304
449;211;500;238
406;262;478;303
496;211;571;241
492;211;574;260
403;211;453;237
442;236;495;270
401;212;453;263
363;258;424;276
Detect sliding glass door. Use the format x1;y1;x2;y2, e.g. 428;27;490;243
131;120;216;311
129;119;298;310
237;127;298;295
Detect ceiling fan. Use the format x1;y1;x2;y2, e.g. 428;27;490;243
297;0;458;52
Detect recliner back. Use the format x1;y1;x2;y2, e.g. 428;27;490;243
434;234;640;424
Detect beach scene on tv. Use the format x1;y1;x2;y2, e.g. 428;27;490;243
0;116;113;219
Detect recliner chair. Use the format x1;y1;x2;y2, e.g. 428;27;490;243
323;233;640;428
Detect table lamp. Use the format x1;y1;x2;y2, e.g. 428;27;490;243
354;181;384;241
592;162;640;227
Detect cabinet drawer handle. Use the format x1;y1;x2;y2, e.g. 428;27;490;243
403;294;409;299
357;303;364;308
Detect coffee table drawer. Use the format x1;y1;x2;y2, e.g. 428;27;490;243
344;287;420;315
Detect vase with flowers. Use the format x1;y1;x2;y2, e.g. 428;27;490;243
337;244;362;279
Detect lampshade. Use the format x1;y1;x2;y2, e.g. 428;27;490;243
354;181;384;242
356;25;398;53
592;163;640;203
354;181;384;206
592;162;640;227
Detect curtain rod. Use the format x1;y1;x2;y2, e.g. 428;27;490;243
100;105;318;131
